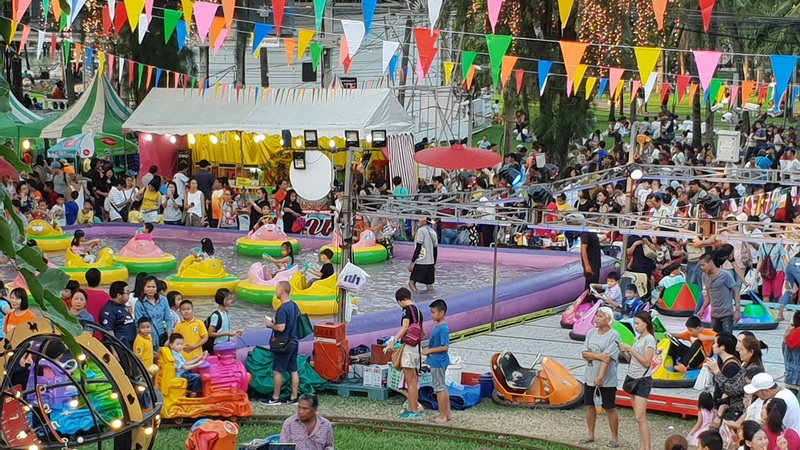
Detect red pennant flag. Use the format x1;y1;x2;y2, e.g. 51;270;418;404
49;34;56;60
343;55;352;74
699;0;716;32
128;59;135;86
273;0;286;36
660;82;671;103
676;74;691;103
688;83;698;101
146;65;154;87
516;70;524;94
114;2;128;34
102;6;112;35
759;83;769;102
413;27;440;79
631;80;641;103
17;25;30;55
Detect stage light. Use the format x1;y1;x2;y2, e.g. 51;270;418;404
22;139;30;150
304;130;318;148
188;134;196;145
370;130;387;147
345;130;359;147
629;164;644;180
168;135;177;144
281;129;292;149
293;151;306;169
209;135;219;144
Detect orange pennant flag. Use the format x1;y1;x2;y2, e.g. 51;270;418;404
652;0;668;30
465;65;476;90
741;80;756;102
284;38;297;65
221;0;236;29
146;65;154;87
559;41;589;92
688;83;699;102
500;55;518;88
210;16;226;48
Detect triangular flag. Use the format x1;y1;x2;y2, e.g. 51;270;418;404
102;6;112;35
210;16;225;48
144;0;153;21
729;85;740;109
652;0;668;30
388;54;399;81
107;53;115;78
705;78;723;105
35;30;45;59
42;0;51;21
70;0;89;26
341;19;365;59
176;20;187;50
124;0;145;30
699;0;716;32
363;0;377;35
14;0;33;22
597;78;608;98
462;51;477;81
253;23;274;54
634;46;661;88
222;0;235;29
559;41;588;91
146;65;153;87
538;60;552;95
692;50;722;91
17;25;30;55
163;9;182;43
313;0;326;30
49;34;56;60
643;71;658;103
465;65;476;90
137;63;144;88
213;27;228;56
137;13;149;43
62;40;71;64
676;74;691;103
689;83;698;102
485;34;512;88
572;64;588;95
443;61;455;85
631;80;641;103
771;55;798;110
52;0;61;22
108;0;114;20
59;12;67;31
194;2;219;44
310;42;323;71
338;38;348;66
416;56;424;84
487;0;504;33
414;27;440;78
501;55;518;88
114;2;128;34
298;29;315;58
608;68;624;99
516;70;524;94
343;54;353;74
742;80;756;102
181;0;193;28
557;0;574;28
382;40;400;74
128;59;135;86
584;76;597;100
428;0;443;28
273;0;285;36
155;67;163;86
284;38;296;65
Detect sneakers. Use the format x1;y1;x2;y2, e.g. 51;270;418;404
398;410;423;419
286;398;299;405
259;398;283;406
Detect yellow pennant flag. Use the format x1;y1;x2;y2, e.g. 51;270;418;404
615;80;625;99
584;76;597;100
297;29;316;59
284;38;297;65
443;61;455;85
7;21;18;49
634;47;662;89
573;64;588;95
558;0;575;28
181;0;194;29
125;0;146;30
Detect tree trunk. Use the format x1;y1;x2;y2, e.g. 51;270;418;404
502;84;517;155
692;87;702;148
234;31;247;85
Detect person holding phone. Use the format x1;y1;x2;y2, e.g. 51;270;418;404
184;178;205;227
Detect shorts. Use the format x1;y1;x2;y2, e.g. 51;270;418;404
583;384;617;410
401;344;421;370
712;315;734;334
431;367;447;393
273;344;299;373
410;264;436;285
762;271;786;298
622;375;652;398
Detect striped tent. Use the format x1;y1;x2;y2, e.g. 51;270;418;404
18;74;131;139
0;78;43;138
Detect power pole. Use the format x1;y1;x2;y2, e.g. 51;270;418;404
396;16;413;106
260;50;270;87
320;1;334;88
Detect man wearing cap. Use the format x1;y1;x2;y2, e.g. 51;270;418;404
50;161;68;196
745;372;800;434
409;217;438;294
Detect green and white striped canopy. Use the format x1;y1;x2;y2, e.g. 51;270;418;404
19;74;132;139
0;78;43;139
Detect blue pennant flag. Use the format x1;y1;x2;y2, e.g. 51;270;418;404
253;23;275;55
597;78;608;99
85;48;94;69
771;54;799;108
388;54;399;81
177;20;188;51
538;60;553;95
362;0;378;36
155;68;163;87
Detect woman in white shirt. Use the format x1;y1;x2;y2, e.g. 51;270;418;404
162;182;183;225
184;178;205;227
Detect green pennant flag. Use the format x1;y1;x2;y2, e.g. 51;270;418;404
137;63;144;89
708;78;723;105
310;43;323;71
163;9;183;44
59;13;68;31
42;0;51;22
485;34;513;88
191;77;197;88
0;18;13;46
313;0;327;31
62;41;71;64
462;51;477;82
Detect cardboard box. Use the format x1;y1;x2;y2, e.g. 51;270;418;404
363;364;390;387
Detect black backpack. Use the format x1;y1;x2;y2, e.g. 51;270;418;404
203;311;222;355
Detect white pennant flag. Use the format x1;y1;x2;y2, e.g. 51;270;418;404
70;0;89;26
108;0;115;20
118;57;125;84
35;31;45;59
643;71;658;104
427;0;443;29
138;14;149;44
381;40;400;74
340;19;365;59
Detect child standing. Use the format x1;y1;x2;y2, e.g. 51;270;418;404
65;191;80;225
174;300;208;360
51;195;67;227
77;201;95;225
687;392;715;446
134;317;155;369
166;291;183;330
422;299;452;423
168;333;206;397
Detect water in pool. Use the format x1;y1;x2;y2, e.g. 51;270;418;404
4;239;534;332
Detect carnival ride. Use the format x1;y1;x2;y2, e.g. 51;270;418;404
491;351;583;409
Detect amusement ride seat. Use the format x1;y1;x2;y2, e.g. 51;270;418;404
497;351;540;392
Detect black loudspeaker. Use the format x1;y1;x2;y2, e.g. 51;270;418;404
302;63;317;82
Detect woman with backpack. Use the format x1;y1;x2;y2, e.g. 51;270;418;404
755;242;788;306
385;287;425;420
205;288;242;354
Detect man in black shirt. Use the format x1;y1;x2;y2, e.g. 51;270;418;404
627;235;659;297
194;159;215;218
579;229;601;291
100;281;136;349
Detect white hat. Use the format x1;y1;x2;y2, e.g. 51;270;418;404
744;372;775;394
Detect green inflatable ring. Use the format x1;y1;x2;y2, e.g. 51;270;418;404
235;238;301;257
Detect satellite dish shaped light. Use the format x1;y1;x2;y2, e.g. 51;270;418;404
290;150;333;201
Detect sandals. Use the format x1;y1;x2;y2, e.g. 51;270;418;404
579;439;596;444
607;442;621;448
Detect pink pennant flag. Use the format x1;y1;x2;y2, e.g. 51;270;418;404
692;50;722;91
14;0;33;22
17;25;30;55
608;67;625;100
144;0;153;20
193;2;219;44
729;85;740;109
416;56;424;83
487;0;504;33
107;53;115;78
212;28;228;56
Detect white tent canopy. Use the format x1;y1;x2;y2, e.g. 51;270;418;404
123;88;414;137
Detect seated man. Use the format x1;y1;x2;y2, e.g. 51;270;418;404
280;393;335;450
669;315;716;373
